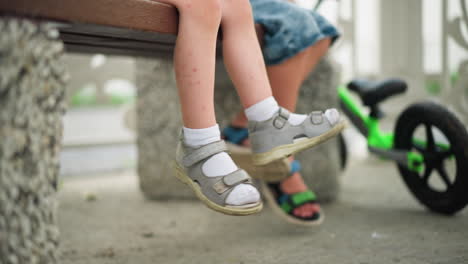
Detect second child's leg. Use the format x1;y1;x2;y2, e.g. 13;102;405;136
265;38;332;218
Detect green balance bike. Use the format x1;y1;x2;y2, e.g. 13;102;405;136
338;79;468;215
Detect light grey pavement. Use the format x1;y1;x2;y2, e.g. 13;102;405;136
58;156;468;264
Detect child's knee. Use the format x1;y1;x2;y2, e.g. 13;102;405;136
222;0;254;24
179;0;222;27
315;37;332;54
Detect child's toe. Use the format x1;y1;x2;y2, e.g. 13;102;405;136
225;184;261;206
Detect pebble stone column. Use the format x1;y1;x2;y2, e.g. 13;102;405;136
136;56;341;202
0;18;67;263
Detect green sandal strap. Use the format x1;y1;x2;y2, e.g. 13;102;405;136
279;190;317;213
292;190;316;205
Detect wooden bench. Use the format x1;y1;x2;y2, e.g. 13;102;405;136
0;2;339;262
0;0;265;57
0;0;179;56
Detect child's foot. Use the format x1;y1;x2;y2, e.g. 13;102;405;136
279;170;321;219
222;126;322;225
248;107;345;165
174;126;262;216
262;161;324;226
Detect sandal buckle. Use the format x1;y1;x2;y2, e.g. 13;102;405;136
213;181;229;194
223;169;250;186
310;111;323;125
273;108;290;129
212;170;250;194
182;141;228;167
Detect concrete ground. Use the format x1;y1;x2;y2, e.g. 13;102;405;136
58;155;468;264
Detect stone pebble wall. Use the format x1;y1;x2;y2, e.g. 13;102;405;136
0;18;67;264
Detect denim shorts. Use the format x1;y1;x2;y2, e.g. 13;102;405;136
250;0;340;65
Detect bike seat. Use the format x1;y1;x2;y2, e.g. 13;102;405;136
347;79;407;106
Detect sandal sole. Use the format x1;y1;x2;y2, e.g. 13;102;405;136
227;143;291;182
174;162;263;216
252;120;346;166
261;181;324;226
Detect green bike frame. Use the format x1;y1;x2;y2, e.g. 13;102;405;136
337;85;424;173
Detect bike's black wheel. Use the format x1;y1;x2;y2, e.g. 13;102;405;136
338;133;348;170
394;101;468;215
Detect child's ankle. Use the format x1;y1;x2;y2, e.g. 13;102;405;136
245;96;279;122
183;124;220;147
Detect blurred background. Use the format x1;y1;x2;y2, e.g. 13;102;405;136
61;0;468;177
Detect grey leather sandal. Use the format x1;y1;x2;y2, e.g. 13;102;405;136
174;139;263;216
249;107;346;165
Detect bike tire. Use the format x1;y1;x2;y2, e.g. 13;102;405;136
394;101;468;215
338;133;348;170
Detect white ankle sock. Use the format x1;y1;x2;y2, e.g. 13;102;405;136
183;124;260;206
245;96;279;122
288;113;307;126
245;96;308;126
289;109;341;126
183;125;221;147
288;110;341;126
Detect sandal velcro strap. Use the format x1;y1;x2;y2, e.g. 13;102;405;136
291;190;316;205
273;108;291;129
310;111;324;125
182;140;228;167
223;169;250;186
279;190;317;213
212;169;250;194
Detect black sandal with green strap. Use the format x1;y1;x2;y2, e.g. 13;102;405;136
261;160;324;226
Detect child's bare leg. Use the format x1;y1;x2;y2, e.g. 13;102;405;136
231;38;332;127
220;0;272;109
160;0;260;210
158;0;221;129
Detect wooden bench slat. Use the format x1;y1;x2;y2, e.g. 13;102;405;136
58;23;177;44
57;22;177;57
62;32;175;57
0;0;178;34
65;42;174;58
